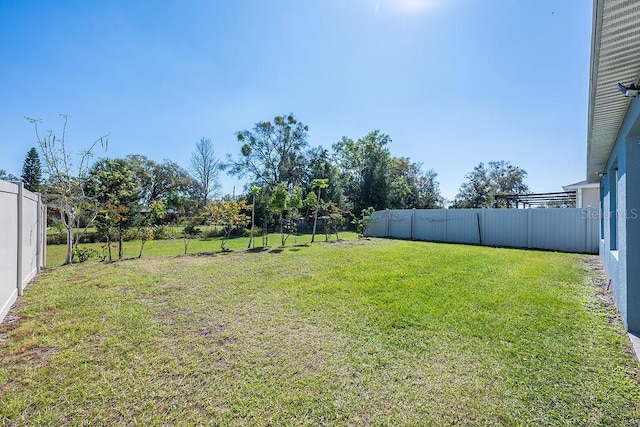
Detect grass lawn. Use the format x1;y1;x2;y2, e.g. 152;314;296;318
2;238;640;425
45;232;357;266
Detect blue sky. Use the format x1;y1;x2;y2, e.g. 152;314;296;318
0;0;592;201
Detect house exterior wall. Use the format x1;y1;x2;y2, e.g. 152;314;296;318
600;96;640;332
582;187;600;208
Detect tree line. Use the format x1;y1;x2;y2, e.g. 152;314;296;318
11;113;529;264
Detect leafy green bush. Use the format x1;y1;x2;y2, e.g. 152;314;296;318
182;224;202;237
71;246;99;263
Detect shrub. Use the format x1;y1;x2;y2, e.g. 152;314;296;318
72;246;99;263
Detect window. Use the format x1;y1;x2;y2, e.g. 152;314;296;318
610;166;618;251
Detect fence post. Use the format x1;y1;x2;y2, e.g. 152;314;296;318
527;209;533;249
411;208;416;240
444;209;448;241
585;208;592;254
386;209;391;238
43;205;47;268
36;192;43;272
16;182;24;297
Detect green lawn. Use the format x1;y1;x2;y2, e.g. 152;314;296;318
2;239;640;425
45;232;356;266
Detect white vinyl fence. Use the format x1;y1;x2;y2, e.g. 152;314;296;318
365;208;599;254
0;181;47;323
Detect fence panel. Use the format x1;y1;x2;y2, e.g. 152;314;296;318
0;182;19;323
22;192;40;289
389;210;413;239
414;210;447;241
365;211;388;237
483;209;529;248
530;208;594;253
365;208;598;254
444;209;482;244
0;181;45;323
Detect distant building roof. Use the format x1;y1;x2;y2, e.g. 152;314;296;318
562;180;600;191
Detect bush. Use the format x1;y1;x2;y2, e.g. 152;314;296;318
72;246;99;263
153;226;178;240
182;224;202;237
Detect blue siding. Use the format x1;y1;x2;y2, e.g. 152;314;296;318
601;96;640;332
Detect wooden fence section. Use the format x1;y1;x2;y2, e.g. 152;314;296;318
365;208;599;254
0;181;46;323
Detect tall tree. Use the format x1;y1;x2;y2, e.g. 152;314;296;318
247;185;262;249
228;114;309;190
86;158;141;260
26;114;108;265
303;146;346;209
125;154;192;205
453;160;529;208
21;147;42;192
388;157;443;209
333;130;392;214
310;178;328;243
190;137;221;207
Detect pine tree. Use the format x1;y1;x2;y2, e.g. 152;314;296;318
21;147;42;192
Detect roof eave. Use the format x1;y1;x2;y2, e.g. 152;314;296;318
586;0;605;183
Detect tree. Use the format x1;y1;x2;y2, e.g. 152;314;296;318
388;157;443;209
0;169;19;182
86;158;141;260
269;183;303;246
310;178;328;243
303;147;346;208
125;154;192;206
137;199;166;258
26;114;108;265
21;147;42;192
205;200;249;251
228;114;309;190
453;160;529;208
247;185;262;249
190;138;221;207
333;130;392;214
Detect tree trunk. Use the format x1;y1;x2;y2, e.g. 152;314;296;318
279;211;284;246
248;196;255;249
311;187;321;243
118;230;124;260
65;225;73;265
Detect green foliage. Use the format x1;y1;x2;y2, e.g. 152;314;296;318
205;200;250;250
26;114;108;264
0;169;20;182
125;154;193;212
71;246;99;263
352;206;375;237
182;223;202;237
333;130;392;214
453;160;529;208
388;157;443;209
269;183;304;246
229;114;309;189
303;148;346;208
21;147;42;192
86;158;141;260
